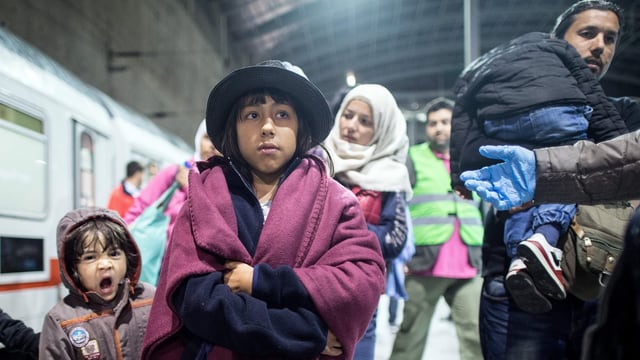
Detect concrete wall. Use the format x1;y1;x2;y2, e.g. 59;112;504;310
0;0;243;144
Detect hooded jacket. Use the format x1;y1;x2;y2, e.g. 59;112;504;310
141;156;385;360
450;32;628;188
39;207;154;360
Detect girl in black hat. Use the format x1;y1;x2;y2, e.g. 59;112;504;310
142;60;386;360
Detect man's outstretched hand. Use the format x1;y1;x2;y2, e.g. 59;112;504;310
460;145;536;211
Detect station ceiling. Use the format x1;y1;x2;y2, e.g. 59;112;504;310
206;0;639;111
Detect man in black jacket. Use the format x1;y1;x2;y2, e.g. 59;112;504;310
455;1;640;359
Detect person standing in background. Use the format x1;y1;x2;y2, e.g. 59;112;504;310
390;98;483;360
106;160;144;217
143;161;158;186
124;119;220;239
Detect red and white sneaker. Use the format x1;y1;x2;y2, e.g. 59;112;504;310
505;258;552;313
517;233;566;300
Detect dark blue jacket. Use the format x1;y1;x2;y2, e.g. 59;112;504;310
367;192;408;261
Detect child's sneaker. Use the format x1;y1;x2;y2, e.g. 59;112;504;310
517;233;566;300
505;258;552;313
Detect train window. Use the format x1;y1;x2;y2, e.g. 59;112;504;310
77;131;96;207
0;103;44;134
0;105;46;216
0;236;44;273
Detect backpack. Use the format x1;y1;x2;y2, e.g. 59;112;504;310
560;202;634;301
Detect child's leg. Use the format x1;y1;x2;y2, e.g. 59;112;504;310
483;105;590;146
503;208;535;258
532;204;577;247
504;208;552;313
517;204;576;300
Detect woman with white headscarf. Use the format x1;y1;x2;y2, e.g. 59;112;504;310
324;84;412;360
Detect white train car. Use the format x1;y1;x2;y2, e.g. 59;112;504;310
0;26;192;331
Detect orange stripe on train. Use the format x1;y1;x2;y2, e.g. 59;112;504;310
0;258;61;291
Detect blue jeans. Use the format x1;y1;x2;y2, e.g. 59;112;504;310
504;203;576;257
388;296;399;325
480;276;588;360
483;105;591;146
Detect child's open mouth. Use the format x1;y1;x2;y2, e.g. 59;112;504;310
98;277;114;294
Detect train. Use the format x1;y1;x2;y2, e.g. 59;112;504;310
0;26;193;331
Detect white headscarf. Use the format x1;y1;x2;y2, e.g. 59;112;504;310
193;119;207;161
324;84;412;199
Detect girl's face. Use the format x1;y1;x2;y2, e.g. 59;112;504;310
339;99;374;146
199;133;221;160
76;234;127;302
236;95;298;183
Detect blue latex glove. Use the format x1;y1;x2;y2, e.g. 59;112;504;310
459;145;536;211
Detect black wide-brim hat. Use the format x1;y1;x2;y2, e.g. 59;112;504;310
206;60;333;150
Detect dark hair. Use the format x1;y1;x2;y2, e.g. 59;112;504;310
551;0;624;39
219;88;314;179
126;161;143;178
64;219;137;290
425;97;454;117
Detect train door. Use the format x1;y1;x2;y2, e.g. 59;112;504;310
73;120;112;210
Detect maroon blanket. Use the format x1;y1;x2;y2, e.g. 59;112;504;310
142;157;385;359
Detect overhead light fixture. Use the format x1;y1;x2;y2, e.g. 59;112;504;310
345;70;356;87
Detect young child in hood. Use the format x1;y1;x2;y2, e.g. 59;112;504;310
141;60;385;360
39;207;154;359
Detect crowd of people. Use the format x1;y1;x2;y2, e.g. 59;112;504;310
1;1;639;359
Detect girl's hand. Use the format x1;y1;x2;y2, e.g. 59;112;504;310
321;330;343;356
224;261;253;295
